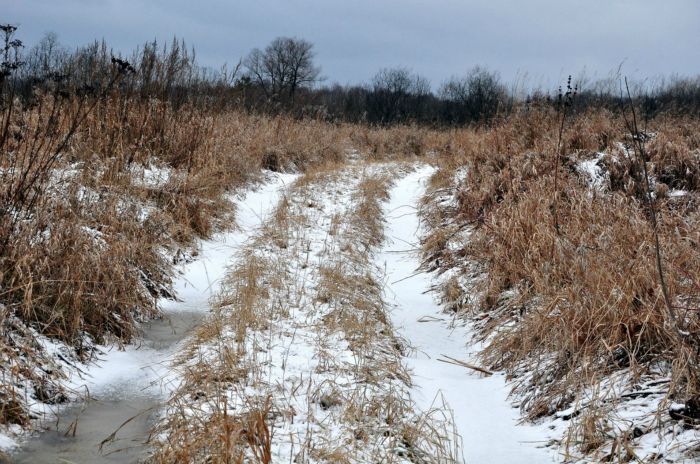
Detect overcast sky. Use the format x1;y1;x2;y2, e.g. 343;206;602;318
3;0;699;90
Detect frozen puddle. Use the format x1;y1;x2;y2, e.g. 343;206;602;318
12;172;296;463
379;166;557;463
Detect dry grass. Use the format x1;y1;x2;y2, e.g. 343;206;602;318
419;108;700;460
15;66;700;462
0;88;437;429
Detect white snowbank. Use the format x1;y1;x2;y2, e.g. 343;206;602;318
578;153;607;191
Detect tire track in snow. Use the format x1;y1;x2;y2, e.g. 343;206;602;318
379;165;557;464
12;171;297;464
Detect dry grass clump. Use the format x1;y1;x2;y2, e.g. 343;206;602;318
445;109;622;221
238;114;347;171
350;173;393;246
600;127;700;203
153;393;273;464
149;197;280;462
473;176;700;411
420;107;700;458
7;193;165;342
1;89;215;342
643;130;700;192
72;95;213;170
349;124;442;160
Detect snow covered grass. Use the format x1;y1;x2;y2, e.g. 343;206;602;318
71;172;298;398
4;90;700;464
0;173;295;456
418;112;700;462
0;91;456;456
0;91;394;438
151;163;458;463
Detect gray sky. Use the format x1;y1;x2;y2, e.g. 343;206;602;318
3;0;699;90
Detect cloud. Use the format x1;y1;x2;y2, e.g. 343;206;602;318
5;0;699;88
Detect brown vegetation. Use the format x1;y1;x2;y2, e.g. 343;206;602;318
0;84;367;428
419;106;700;460
4;29;700;460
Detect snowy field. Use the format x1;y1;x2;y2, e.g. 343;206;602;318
8;160;698;463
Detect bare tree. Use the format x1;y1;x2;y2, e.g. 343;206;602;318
23;32;68;78
244;37;320;106
440;66;506;123
367;67;431;124
371;67;430;95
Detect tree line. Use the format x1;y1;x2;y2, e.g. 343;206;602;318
4;27;700;127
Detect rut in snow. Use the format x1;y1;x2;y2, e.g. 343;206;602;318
378;166;556;464
12;172;296;464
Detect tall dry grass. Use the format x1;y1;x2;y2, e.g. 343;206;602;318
0;83;379;427
0;61;441;426
420;107;700;457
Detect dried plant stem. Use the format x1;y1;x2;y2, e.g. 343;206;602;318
552;102;567;236
621;78;682;338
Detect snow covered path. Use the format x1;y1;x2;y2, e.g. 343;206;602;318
74;171;299;398
151;163;461;463
379;166;558;463
11;172;297;463
13;163;564;463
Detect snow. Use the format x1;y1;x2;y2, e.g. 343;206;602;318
379;165;557;463
669;189;688;197
0;428;19;452
2;171;297;454
157;164;460;462
74;171;298;396
134;163;173;189
161;171;298;315
578;153;607;191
